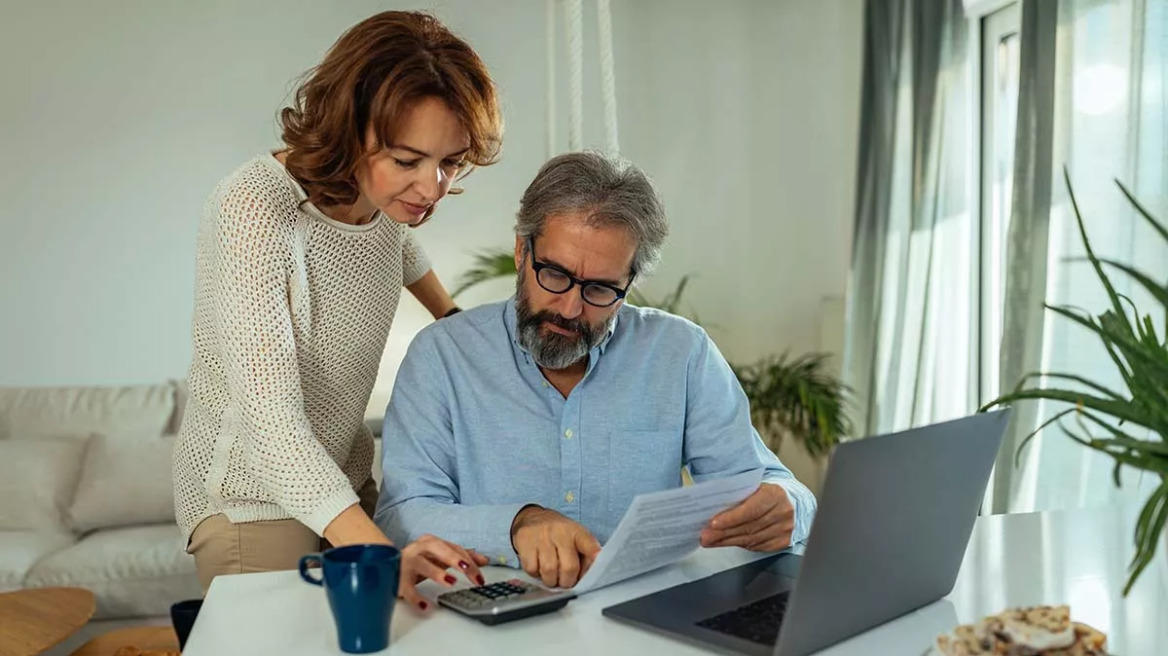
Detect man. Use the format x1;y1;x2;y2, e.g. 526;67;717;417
375;152;816;589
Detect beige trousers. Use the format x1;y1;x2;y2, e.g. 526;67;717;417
189;478;379;594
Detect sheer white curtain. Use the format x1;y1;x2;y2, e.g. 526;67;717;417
844;0;977;438
849;0;1167;518
998;0;1168;513
846;0;1166;492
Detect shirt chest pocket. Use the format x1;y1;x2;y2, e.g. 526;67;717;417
607;429;683;515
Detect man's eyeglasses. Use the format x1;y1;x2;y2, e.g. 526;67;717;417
526;236;635;308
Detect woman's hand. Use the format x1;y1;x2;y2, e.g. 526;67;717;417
322;506;489;611
399;534;489;611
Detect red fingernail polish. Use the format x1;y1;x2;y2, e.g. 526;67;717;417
445;575;457;585
477;575;485;585
419;601;428;610
459;561;470;570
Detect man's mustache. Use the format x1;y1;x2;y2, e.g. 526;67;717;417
529;310;589;337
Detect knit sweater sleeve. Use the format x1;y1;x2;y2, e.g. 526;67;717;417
211;185;359;535
401;229;432;286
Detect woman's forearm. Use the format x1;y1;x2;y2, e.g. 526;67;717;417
406;270;458;319
322;504;393;547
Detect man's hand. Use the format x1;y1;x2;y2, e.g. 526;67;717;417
510;506;601;588
700;483;794;552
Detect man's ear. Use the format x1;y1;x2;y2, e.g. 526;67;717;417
514;235;525;272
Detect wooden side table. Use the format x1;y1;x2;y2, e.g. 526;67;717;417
68;626;180;656
0;587;96;656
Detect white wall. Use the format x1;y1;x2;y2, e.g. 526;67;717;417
0;0;862;420
616;0;861;364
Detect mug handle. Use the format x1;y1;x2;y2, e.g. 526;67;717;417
299;554;324;586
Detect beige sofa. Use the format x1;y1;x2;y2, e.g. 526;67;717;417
0;381;386;621
0;381;387;654
0;381;201;621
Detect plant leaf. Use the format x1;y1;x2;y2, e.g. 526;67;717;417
1124;483;1168;595
1005;407;1078;467
1043;305;1135;383
1116;179;1168;244
1097;258;1168;321
988;387;1158;432
735;351;853;458
1077;411;1168;456
1006;371;1128;402
986;174;1168;596
451;249;517;298
1064;168;1136;336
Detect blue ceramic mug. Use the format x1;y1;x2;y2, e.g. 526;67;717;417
299;544;401;654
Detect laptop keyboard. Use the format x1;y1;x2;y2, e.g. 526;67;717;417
695;592;791;645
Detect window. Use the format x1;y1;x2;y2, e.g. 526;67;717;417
975;0;1167;513
978;3;1021;408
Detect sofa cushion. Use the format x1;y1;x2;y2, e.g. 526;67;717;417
0;383;176;441
371;437;383;487
167;379;188;435
0;531;75;592
0;438;89;531
67;434;177;533
24;524;200;619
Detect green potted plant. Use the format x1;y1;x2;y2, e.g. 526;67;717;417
450;249;853;464
732;353;852;460
983;171;1168;595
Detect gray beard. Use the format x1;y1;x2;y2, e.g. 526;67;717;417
520;323;592;370
516;273;613;370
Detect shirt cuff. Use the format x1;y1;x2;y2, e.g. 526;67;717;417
762;477;815;547
465;503;531;568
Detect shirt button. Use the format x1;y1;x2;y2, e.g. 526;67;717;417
542;381;550;388
565;491;575;503
564;428;573;439
496;556;508;565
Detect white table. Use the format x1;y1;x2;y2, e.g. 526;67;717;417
183;505;1168;655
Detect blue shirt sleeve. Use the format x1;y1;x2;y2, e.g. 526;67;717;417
681;325;817;547
373;329;527;566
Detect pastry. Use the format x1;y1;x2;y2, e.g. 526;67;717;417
933;607;1107;656
994;605;1074;651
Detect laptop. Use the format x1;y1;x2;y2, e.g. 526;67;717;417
602;409;1011;656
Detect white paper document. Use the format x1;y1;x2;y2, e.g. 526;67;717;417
573;469;764;593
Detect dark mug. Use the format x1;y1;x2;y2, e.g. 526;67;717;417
169;599;203;650
299;544;401;654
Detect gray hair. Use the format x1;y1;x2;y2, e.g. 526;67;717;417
514;151;668;275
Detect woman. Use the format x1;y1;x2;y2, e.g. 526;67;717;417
172;11;502;610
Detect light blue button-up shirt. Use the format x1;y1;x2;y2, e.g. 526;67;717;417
375;299;816;567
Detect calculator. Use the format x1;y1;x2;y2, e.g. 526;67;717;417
436;578;576;625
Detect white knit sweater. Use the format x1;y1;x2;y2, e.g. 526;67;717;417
173;153;431;540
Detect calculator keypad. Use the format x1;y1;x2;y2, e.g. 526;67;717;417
471;581;531;599
439;579;549;610
436;578;576;624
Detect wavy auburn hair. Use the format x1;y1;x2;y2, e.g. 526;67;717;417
280;11;502;209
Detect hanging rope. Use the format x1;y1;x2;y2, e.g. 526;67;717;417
565;0;584;151
596;0;619;154
545;0;557;159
